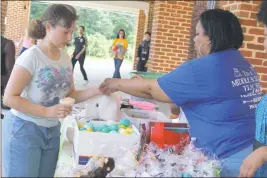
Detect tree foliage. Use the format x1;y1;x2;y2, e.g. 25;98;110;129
29;1;137;60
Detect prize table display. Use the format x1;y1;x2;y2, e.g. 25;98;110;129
55;106;221;177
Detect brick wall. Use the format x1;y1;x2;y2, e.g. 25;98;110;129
187;1;207;60
146;1;154;33
148;1;194;72
217;0;267;92
133;10;146;69
5;1;30;55
1;1;8;34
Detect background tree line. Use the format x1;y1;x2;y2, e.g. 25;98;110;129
30;1;137;61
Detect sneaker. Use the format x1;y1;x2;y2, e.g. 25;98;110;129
84;80;89;85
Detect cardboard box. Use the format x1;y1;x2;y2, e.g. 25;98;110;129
72;120;141;165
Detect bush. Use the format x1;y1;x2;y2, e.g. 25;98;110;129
86;33;112;58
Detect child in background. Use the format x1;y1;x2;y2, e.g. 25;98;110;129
17;27;36;55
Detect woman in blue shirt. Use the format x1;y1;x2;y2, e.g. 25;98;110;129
239;1;267;177
100;9;262;177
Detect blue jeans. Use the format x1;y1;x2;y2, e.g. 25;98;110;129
113;58;123;78
220;144;253;177
2;111;61;177
254;140;267;177
19;47;28;56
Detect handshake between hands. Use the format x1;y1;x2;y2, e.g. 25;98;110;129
46;78;119;119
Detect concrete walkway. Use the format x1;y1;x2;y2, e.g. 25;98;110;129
73;58;133;88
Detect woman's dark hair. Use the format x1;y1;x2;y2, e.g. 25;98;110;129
116;29;126;39
79;26;85;31
145;31;151;36
199;9;243;53
257;1;267;25
28;4;78;39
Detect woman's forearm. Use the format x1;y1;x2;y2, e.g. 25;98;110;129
114;79;172;103
4;96;48;118
68;87;101;104
116;79;154;99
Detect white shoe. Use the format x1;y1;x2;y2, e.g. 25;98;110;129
84;80;89;85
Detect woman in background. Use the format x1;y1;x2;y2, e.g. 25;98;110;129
111;29;128;78
17;27;36;55
100;9;262;177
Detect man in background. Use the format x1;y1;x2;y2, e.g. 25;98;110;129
72;26;89;84
136;32;151;72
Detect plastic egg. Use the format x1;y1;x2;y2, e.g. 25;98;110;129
119;119;130;127
102;127;111;133
77;120;87;128
126;128;133;132
86;128;93;132
119;128;126;134
79;127;86;131
94;125;104;132
84;123;95;131
110;130;118;134
121;130;132;135
118;125;126;129
109;124;119;132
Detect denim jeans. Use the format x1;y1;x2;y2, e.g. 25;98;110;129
19;47;28;56
113;58;123;78
254;140;267;177
2;111;61;177
220;144;253;177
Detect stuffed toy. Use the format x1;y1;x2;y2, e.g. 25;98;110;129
85;93;121;121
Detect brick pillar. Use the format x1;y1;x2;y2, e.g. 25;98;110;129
148;1;194;72
5;1;31;55
145;1;154;33
133;10;146;70
1;1;8;35
187;1;207;60
217;1;267;92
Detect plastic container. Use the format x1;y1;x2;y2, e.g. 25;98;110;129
120;108;171;129
148;122;189;148
129;71;166;79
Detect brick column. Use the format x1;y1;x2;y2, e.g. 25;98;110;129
145;1;154;33
148;1;194;72
187;1;207;60
1;1;8;35
217;0;267;92
133;10;146;70
5;1;31;55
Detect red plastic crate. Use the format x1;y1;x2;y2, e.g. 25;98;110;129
148;122;190;148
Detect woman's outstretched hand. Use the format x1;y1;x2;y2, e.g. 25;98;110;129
99;78;119;95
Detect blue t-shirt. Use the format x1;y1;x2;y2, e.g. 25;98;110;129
158;49;262;159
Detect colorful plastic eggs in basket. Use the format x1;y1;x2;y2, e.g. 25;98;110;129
77;119;135;135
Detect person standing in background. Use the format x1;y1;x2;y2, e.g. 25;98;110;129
1;36;16;110
111;29;128;78
239;1;267;177
17;27;36;56
136;32;151;72
72;26;89;84
2;4;102;177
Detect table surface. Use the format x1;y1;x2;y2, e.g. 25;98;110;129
55;138;76;177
